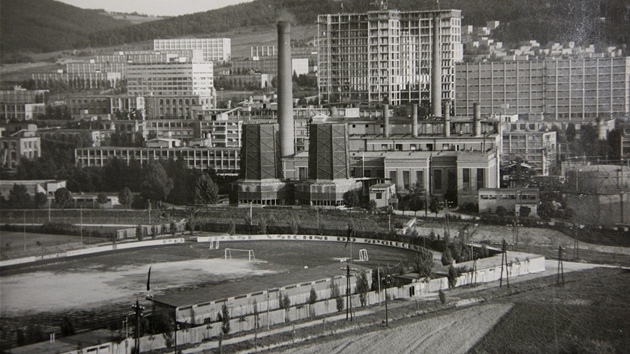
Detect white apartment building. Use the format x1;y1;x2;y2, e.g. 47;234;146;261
455;57;630;120
317;9;462;106
126;57;214;97
154;38;231;63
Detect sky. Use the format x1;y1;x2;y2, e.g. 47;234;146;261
56;0;255;17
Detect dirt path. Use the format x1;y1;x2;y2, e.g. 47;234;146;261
283;303;513;354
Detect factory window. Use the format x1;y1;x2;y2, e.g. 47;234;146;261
434;170;442;190
376;192;383;199
416;171;424;189
389;171;397;184
477;169;485;189
463;168;470;185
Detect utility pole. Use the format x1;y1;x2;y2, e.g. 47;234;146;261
500;239;509;288
132;299;144;353
23;210;26;251
557;245;565;286
346;264;350;321
384;275;391;327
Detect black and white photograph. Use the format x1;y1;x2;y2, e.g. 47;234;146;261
1;0;629;353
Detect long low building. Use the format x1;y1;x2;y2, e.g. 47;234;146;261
74;146;240;175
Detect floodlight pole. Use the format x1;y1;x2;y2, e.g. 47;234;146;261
23;210;26;251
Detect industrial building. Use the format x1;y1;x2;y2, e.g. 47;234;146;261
455;57;630;120
502;130;557;176
317;9;463;107
126;53;214;97
0;87;47;121
74;146;240;175
153;38;231;63
0;124;41;170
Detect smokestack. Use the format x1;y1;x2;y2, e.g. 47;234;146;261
383;104;390;138
412;103;418;137
473;103;481;137
431;13;442;117
278;21;294;157
444;102;451;137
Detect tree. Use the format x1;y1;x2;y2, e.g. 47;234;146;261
355;270;370;306
441;247;453;266
118;187;132;210
566;122;577;143
141;161;173;202
97;192;108;205
186;206;200;235
330;280;343;312
448;265;459;288
343;190;360;208
495;206;508;218
221;303;230;335
367;199;377;212
34;192;48;209
413;248;434;278
429;196;442;216
54;187;72;209
308;287;318;305
8;184;31;208
194;173;219;207
227;220;235;235
408;194;424;216
519;206;531;218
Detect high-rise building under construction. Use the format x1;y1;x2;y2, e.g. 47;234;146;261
317;9;462;108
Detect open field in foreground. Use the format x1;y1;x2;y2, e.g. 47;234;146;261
245;267;630;354
281;304;514;354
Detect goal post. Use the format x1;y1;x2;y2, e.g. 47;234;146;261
208;238;220;250
224;248;255;261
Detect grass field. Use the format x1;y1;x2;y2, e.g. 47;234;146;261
0;239;417;349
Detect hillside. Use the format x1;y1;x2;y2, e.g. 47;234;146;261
0;0;130;60
1;0;628;60
86;0;630;51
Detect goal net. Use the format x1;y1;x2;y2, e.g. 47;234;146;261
358;249;369;262
224;248;255;261
208;238;220;250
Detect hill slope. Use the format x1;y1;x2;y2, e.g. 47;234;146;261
2;0;628;58
0;0;130;57
86;0;630;50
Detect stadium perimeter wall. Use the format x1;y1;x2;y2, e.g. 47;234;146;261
0;238;185;268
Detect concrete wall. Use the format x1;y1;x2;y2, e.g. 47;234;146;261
0;238;185;268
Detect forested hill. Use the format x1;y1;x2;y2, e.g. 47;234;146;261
2;0;628;57
85;0;630;51
0;0;129;56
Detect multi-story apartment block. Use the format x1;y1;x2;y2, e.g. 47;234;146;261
455;57;630;120
1;87;48;121
154;38;231;63
127;57;214;97
0;124;41;169
317;9;462;106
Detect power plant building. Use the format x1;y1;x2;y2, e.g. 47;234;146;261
317;9;463;106
455;57;630;120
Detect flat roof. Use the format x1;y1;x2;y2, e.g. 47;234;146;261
151;262;371;309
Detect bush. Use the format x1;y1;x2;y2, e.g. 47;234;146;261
308;287;318;305
447;265;459;288
519;205;531;218
496;206;508;218
221;303;230;335
441;247;453;266
438;289;446;304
